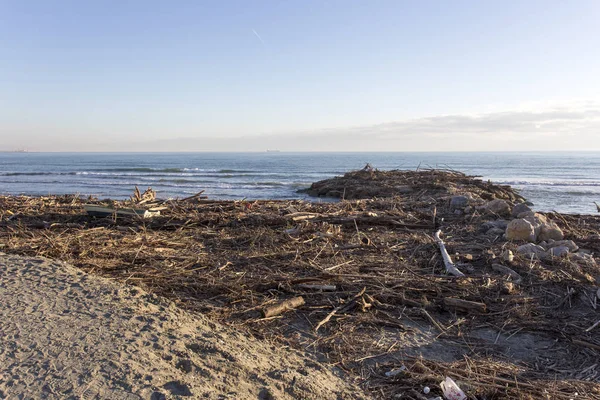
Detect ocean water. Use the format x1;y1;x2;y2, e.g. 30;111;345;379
0;152;599;214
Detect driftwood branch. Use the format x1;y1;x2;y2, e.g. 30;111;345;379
262;296;305;318
324;216;432;229
491;263;522;284
179;190;206;202
296;284;337;291
420;308;446;332
572;338;600;352
315;287;366;332
443;297;487;313
585;319;600;333
434;230;465;277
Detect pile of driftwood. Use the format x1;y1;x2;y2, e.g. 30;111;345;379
1;169;599;399
301;167;526;203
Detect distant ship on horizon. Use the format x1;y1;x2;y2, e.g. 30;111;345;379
266;149;281;153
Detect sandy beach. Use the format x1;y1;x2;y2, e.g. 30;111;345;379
0;254;363;399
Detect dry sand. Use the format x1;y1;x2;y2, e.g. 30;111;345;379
0;254;365;400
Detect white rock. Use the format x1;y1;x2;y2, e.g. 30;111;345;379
518;212;547;238
450;195;469;210
487;227;505;236
505;219;535;242
485;199;511;217
517;243;547;259
481;220;509;231
538;221;564;242
511;203;532;218
547;240;578;252
549;246;570;258
568;252;597;266
502;249;514;263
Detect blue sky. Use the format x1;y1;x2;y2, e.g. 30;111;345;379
1;0;599;151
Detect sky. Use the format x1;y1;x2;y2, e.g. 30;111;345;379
0;0;599;152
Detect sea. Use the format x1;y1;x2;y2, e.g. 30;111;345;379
0;152;599;215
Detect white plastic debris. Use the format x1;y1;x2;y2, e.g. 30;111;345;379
440;377;466;400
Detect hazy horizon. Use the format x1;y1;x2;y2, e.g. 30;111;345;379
1;1;599;152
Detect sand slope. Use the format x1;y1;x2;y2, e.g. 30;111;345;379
0;255;364;400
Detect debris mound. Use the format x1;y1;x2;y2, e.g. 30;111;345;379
301;167;525;202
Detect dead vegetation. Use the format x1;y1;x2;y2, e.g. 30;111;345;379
1;169;599;399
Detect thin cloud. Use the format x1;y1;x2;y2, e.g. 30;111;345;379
252;29;266;47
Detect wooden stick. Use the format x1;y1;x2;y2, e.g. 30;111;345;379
433;230;465;277
315;287;366;332
179;190;206;202
491;263;522;284
324;216;432;229
286;212;322;221
572;338;600;352
322;260;353;272
444;297;487;313
421;308;446;332
262;296;305;318
585;319;600;332
296;284;337;291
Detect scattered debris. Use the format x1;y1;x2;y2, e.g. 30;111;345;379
1;169;599;399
